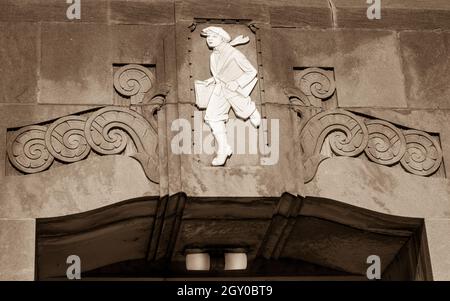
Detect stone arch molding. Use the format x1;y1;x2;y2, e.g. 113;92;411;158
300;108;443;183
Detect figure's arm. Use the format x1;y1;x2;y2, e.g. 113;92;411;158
234;52;257;88
204;77;215;86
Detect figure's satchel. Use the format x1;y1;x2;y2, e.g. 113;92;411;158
194;80;214;109
220;59;257;98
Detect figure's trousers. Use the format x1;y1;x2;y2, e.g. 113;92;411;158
205;92;256;122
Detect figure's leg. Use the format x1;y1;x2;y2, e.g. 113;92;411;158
204;94;232;166
228;95;261;128
208;120;232;166
249;109;261;128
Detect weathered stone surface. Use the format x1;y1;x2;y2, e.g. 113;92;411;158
0;130;5;179
110;0;174;24
269;0;332;28
111;25;177;105
111;25;167;65
266;29;407;108
264;28;337;105
38;23;112;105
424;219;450;280
1;0;450;281
0;219;35;280
334;30;407;108
0;0;108;23
0;104;98;128
0;156;158;219
306;157;450;219
334;0;450;30
399;31;450;109
0;23;38;103
175;0;269;22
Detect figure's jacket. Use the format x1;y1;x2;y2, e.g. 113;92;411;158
208;43;258;99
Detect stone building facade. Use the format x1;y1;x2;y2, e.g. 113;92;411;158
0;0;450;280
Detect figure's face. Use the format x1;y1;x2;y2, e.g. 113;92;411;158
206;33;224;48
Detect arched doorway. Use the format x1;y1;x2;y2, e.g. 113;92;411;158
36;194;432;280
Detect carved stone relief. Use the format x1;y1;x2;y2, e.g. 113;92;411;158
7;64;168;184
285;67;444;183
113;64;156;105
285;67;336;110
299;108;443;183
7;106;162;183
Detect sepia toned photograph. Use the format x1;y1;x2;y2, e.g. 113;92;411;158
0;0;449;289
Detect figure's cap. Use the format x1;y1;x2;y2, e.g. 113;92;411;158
200;26;231;42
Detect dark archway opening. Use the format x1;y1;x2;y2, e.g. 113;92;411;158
35;194;432;280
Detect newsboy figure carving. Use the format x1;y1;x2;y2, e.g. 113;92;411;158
195;26;261;166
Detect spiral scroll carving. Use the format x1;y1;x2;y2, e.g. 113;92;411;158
364;120;406;166
296;67;336;101
7;125;54;173
45;116;91;163
300;109;444;182
400;130;443;176
113;64;156;104
7;106;161;183
301;109;368;183
84;107;159;183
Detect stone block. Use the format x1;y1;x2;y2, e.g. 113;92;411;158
334;0;450;30
0;0;108;23
306;157;450;219
110;25;167;65
0;156;158;219
0;219;35;280
335;30;407;108
269;0;332;28
0;23;38;103
265;29;407;108
175;0;269;22
0;129;5;179
425;219;450;280
110;0;175;25
38;23;112;105
399;31;450;109
0;104;98;128
264;28;337;105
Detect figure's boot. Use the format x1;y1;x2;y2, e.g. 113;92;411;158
209;121;232;166
249;108;261;128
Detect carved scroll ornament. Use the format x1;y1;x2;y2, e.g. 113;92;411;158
7;106;163;184
301;109;368;182
286;67;336;110
114;64;156;104
300;109;443;183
